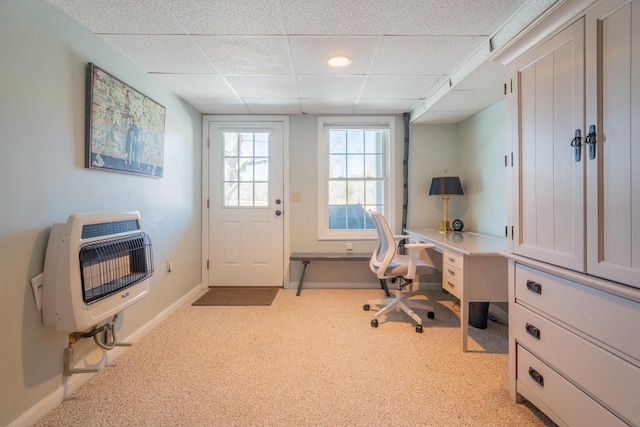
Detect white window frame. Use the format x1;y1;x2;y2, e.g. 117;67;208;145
317;116;396;240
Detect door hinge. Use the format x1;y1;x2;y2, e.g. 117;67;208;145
206;260;209;270
511;152;514;166
505;226;508;237
207;137;210;148
504;83;507;95
207;199;209;209
511;226;514;240
505;155;508;167
510;79;513;93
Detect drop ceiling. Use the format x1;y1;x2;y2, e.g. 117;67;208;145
45;0;557;123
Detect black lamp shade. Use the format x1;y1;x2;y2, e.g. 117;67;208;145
429;176;464;196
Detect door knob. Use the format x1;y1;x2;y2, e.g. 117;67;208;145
275;210;282;216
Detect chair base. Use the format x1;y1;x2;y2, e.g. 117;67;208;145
365;287;434;331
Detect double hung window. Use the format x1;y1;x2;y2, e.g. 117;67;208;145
317;116;395;240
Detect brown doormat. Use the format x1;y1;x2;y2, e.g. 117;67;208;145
192;287;279;306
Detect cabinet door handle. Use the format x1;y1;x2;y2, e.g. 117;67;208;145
571;129;582;162
586;124;597;160
529;367;544;387
526;280;542;294
525;323;541;340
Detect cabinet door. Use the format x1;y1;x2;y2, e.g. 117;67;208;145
585;0;640;288
509;19;585;271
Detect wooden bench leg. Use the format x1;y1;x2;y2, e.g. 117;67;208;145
380;279;390;297
296;260;310;296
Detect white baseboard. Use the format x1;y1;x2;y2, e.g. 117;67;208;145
9;283;204;427
489;303;509;325
285;281;442;291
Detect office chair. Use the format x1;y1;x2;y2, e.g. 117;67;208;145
364;211;437;333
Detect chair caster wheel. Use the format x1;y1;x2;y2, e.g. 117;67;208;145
363;304;370;311
371;319;378;328
415;324;423;333
427;311;435;319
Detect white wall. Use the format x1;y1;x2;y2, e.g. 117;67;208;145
0;1;202;425
458;100;507;237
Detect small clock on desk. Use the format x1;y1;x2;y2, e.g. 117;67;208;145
452;219;464;232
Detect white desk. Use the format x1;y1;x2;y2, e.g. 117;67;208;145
404;229;508;352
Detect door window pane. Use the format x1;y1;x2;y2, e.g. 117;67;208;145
222;131;270;207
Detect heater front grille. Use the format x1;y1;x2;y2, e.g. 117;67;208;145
79;232;153;304
81;219;140;239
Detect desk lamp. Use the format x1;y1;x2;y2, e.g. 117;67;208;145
429;176;464;233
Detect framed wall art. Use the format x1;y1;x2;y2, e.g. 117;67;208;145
85;62;165;177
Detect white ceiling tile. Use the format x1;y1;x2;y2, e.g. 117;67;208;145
281;0;394;35
225;75;299;98
196;36;292;75
184;97;250;114
297;75;364;99
429;89;504;112
99;35;215;73
288;36;378;75
386;0;528;36
300;99;356;114
371;36;483;75
164;0;284;34
491;0;557;51
360;75;440;100
244;99;302;114
353;99;420;114
46;0;551;120
150;74;237;98
45;0;184;34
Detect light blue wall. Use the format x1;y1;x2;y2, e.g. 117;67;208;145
458;100;507;237
0;1;202;425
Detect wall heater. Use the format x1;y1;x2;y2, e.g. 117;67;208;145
43;212;153;333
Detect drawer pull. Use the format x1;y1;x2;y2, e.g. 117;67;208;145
447;257;456;263
525;323;541;340
447;281;455;288
526;280;542;294
528;367;544;387
447;269;455;276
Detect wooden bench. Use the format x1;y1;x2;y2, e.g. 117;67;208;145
289;252;389;296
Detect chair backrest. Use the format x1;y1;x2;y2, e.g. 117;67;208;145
368;211;399;279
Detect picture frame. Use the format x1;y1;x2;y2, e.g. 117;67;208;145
85;63;165;177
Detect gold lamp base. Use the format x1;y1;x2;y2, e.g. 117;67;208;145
439;196;452;234
439;219;451;233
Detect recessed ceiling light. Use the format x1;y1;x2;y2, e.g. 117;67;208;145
327;55;352;67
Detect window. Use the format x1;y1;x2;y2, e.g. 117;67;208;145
222;130;270;207
317;116;395;240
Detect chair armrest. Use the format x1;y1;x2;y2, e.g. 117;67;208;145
404;243;435;279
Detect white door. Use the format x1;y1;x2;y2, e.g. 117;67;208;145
585;0;640;287
208;121;284;287
509;19;585;272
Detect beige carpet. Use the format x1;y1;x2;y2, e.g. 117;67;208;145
35;288;556;426
192;286;279;306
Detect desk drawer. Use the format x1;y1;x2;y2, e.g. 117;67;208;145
513;304;640;425
514;263;640;363
443;268;462;299
443;251;463;269
516;345;625;426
